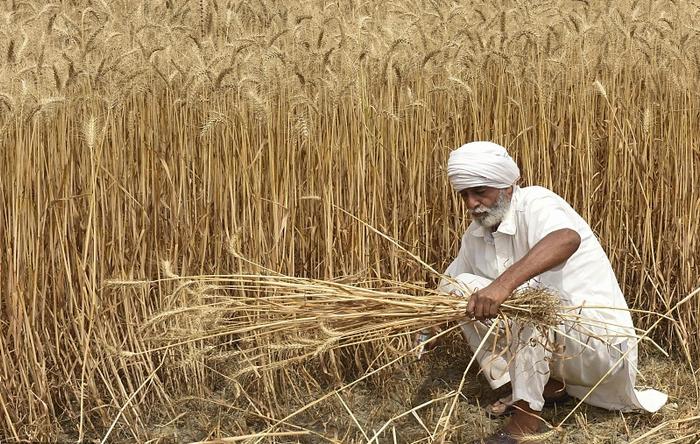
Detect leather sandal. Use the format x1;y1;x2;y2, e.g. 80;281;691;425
485;393;572;418
484;396;515;418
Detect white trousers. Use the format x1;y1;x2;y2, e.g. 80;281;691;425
452;273;667;412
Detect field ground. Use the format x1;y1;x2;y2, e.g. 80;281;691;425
94;339;697;443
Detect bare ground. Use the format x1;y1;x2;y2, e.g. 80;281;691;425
122;334;699;444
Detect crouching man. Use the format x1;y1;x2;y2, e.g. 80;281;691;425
438;141;666;444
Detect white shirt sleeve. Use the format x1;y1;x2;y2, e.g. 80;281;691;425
524;196;581;249
438;233;474;293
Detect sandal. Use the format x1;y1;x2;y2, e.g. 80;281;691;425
485;393;572;418
485;396;515;418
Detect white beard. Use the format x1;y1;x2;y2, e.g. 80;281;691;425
470;190;511;228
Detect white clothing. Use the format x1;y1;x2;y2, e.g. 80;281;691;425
447;142;520;191
439;185;667;412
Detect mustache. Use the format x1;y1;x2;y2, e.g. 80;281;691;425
469;206;490;215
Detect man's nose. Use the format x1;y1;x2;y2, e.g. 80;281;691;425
464;194;479;210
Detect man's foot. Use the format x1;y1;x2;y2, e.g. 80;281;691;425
474;400;548;443
485;379;570;418
542;378;566;400
501;401;546;436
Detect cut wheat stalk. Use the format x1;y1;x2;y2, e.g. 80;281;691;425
113;273;565;362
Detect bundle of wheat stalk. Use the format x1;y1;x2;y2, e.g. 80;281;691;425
123;272;567;374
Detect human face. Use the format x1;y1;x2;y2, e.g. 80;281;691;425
459;186;513;228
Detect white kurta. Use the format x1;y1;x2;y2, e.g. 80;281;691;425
439;185;667;412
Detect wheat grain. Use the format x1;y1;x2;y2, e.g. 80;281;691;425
1;0;700;441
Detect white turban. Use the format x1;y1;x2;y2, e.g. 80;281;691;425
447;141;520;192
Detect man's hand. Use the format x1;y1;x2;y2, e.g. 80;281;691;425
466;282;513;320
413;326;442;354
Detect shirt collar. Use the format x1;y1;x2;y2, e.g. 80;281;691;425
468;186;519;237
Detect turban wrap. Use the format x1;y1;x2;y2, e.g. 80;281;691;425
447;141;520;192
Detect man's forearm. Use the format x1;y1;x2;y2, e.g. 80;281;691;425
492;228;581;293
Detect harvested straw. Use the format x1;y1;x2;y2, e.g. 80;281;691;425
129;273;563;371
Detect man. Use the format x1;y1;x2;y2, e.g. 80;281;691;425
438;141;667;444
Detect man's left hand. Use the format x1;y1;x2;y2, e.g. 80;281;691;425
466;282;512;320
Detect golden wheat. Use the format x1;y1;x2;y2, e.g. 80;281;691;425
0;0;699;441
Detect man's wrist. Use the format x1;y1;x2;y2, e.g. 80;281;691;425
492;278;517;296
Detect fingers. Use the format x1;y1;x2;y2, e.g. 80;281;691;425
473;298;481;319
488;302;499;318
468;295;499;321
471;292;485;320
467;293;486;320
475;300;488;320
466;293;476;315
481;301;499;319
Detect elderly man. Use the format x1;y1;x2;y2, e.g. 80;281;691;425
438;142;666;443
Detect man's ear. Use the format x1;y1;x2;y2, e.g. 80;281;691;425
505;185;514;199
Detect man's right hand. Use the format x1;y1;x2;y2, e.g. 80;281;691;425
413;326;442;357
466;281;512;320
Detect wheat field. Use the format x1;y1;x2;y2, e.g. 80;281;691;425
1;0;699;442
